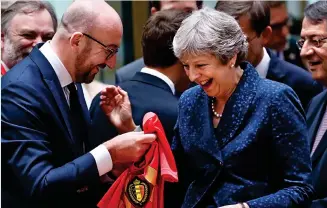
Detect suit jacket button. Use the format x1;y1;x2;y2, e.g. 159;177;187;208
219;161;223;166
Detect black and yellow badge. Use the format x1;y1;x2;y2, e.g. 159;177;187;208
126;177;151;207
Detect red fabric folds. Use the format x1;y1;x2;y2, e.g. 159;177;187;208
98;112;178;208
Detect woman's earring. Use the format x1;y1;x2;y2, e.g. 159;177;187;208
231;64;235;68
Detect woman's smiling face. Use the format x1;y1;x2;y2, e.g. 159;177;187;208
181;53;236;98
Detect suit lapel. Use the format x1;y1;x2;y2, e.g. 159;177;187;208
266;48;287;82
215;62;258;149
194;91;223;161
312;132;327;163
76;83;91;151
309;91;327;163
307;92;327;149
178;88;222;208
28;45;76;149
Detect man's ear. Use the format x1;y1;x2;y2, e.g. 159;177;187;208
261;26;272;46
69;32;84;51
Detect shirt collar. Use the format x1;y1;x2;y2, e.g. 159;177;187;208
255;47;271;78
40;41;72;88
1;60;10;72
140;67;175;95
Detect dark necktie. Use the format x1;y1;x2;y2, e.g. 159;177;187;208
67;83;88;154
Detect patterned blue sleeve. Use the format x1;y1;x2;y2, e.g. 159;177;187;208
247;86;314;207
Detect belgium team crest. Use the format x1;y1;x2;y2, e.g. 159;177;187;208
126;177;151;207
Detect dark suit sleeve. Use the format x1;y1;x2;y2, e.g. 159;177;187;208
89;93;119;149
1;82;99;200
301;80;323;110
311;198;327;208
115;71;122;85
247;87;314;207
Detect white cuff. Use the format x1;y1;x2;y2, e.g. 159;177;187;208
90;144;113;176
134;125;142;132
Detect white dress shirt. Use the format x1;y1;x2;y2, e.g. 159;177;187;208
255;48;271;79
40;41;113;176
141;67;175;95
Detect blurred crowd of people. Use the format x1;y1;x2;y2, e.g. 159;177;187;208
1;1;326;208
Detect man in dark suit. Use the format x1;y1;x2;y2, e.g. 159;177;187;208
215;1;322;109
90;9;190;149
299;1;327;207
264;1;306;69
115;0;200;92
1;1;156;208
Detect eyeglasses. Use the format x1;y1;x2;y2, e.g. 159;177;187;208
82;33;118;60
296;36;327;50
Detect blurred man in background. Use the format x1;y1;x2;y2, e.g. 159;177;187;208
265;1;306;69
215;1;322;109
115;0;202;96
1;1;57;75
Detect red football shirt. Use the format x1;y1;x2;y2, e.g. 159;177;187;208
98;112;178;208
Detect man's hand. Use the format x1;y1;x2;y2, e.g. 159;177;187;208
103;131;156;164
111;162;133;177
100;86;136;133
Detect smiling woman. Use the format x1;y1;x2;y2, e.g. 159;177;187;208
171;7;314;208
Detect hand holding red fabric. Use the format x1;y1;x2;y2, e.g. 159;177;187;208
98;112;178;208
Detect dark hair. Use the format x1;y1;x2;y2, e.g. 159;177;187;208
215;1;270;36
150;0;203;10
142;9;190;68
1;1;58;33
264;1;285;8
304;1;327;25
150;1;161;10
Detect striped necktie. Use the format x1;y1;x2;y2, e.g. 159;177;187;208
311;106;327;156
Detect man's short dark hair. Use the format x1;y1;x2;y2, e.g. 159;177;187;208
304;1;327;25
1;1;58;33
264;1;285;9
215;1;270;36
142;9;190;68
150;0;203;10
